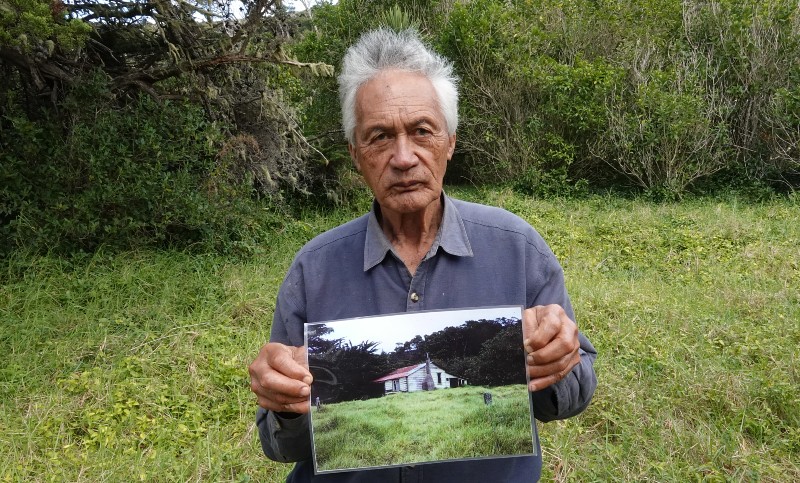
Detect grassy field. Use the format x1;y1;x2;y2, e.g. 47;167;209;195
311;385;533;472
1;188;798;481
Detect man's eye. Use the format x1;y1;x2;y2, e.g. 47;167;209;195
415;128;431;136
371;133;388;143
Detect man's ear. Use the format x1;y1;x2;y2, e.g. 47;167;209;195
348;144;361;172
447;134;457;160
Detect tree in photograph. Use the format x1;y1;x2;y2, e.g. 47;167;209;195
471;322;527;386
308;328;389;403
385;317;524;388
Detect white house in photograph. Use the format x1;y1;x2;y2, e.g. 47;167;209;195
373;361;468;394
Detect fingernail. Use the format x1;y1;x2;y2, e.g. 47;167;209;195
529;383;537;392
300;386;309;396
303;376;312;385
527;353;535;365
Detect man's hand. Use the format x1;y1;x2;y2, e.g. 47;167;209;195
249;343;313;414
523;305;581;392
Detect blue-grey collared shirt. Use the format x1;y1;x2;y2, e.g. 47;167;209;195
258;195;597;482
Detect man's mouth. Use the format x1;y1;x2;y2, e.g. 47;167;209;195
392;181;421;190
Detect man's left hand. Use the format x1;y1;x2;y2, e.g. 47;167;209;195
523;305;581;392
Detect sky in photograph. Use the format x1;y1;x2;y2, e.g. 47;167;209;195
307;306;522;354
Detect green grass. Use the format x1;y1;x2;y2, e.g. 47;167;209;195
311;385;533;472
1;189;798;481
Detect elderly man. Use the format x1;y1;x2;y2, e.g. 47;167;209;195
249;29;597;482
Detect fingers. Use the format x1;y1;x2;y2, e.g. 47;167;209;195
248;342;313;414
268;344;312;385
528;351;580;392
523;305;565;353
524;304;581;392
526;321;579;366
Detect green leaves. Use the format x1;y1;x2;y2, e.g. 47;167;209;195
0;0;90;52
1;73;271;254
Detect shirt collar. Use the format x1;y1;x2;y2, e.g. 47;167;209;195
363;194;474;272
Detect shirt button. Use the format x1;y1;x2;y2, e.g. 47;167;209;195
410;292;419;303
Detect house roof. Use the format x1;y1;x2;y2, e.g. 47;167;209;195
373;363;425;383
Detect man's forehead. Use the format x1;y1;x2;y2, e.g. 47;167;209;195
354;70;443;122
357;70;434;101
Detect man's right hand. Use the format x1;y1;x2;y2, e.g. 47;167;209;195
249;343;313;414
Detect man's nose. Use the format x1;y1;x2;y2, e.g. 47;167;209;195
389;135;418;170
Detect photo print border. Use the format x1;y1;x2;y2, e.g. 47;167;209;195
304;305;536;474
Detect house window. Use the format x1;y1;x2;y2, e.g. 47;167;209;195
393;379;400;392
437;372;442;384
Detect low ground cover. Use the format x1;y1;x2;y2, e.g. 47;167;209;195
1;189;798;481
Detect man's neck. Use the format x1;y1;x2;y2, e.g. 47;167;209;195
379;197;443;275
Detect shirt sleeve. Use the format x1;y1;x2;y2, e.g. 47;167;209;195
256;261;314;463
525;232;598;422
256;408;313;463
531;332;597;422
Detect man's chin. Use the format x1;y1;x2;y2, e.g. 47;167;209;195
380;190;441;215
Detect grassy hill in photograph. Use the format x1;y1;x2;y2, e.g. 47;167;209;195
311;385;534;472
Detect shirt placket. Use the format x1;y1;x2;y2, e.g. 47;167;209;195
406;258;429;312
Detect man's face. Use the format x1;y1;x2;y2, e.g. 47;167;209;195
349;69;456;217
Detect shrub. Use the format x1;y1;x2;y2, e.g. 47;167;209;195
289;0;800;196
1;73;265;254
591;52;733;198
679;0;800;188
440;0;620;192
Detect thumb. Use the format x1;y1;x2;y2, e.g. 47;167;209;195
271;344;313;385
522;307;540;353
291;345;313;385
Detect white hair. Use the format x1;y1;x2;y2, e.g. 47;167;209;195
338;28;459;144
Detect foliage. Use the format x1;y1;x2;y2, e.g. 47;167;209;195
2;72;273;253
1;0;334;253
592;67;732;198
0;0;90;53
392;317;526;386
308;325;389;403
290;0;799;197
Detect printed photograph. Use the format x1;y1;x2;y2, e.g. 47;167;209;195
304;306;535;474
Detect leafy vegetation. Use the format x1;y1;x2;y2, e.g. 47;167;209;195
2;189;797;481
294;0;800;197
3;0;799;254
1;0;333;254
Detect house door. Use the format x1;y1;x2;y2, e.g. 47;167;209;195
448;378;461;388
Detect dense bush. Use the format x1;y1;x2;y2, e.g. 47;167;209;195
293;0;799;198
1;73;267;253
3;0;799;254
1;0;333;253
